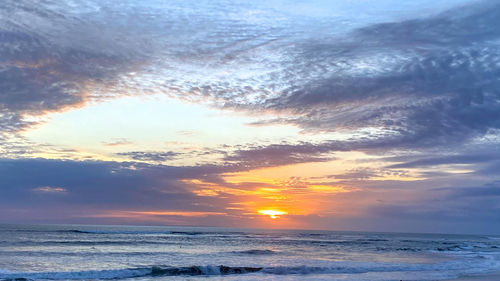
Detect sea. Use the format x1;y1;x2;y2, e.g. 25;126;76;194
0;224;499;281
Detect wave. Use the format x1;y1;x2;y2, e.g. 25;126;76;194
56;230;210;235
0;262;476;280
60;230;171;235
360;238;389;242
434;243;498;252
10;230;103;234
231;249;276;255
12;229;177;235
310;240;372;245
0;266;262;280
62;230;93;234
10;229;140;235
0;268;152;281
170;231;206;235
151;265;262;276
2;240;175;246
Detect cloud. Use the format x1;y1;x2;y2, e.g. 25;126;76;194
3;0;499;152
370;182;500;223
33;186;66;193
0;158;187;207
0;151;498;233
103;139;134;147
0;157;285;225
386;152;500;169
0;2;142;133
116;151;180;162
224;142;336;169
218;137;416;170
245;1;500;148
444;182;500;198
1;0;500;233
326;167;410;180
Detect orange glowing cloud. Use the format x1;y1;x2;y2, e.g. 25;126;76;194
90;210;227;218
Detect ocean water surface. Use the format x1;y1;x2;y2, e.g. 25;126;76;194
0;224;499;281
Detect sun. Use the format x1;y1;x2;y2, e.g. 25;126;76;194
258;210;287;219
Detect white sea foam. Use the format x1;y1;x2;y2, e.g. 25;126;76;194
0;268;152;280
1;225;500;281
0;259;498;280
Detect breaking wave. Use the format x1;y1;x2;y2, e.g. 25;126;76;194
12;229;215;235
0;261;490;280
0;266;261;280
231;249;276;255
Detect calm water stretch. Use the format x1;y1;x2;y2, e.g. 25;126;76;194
0;224;499;281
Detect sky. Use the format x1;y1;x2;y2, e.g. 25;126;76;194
1;0;500;234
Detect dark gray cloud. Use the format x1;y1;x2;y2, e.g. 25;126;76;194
449;183;500;198
0;158;233;214
1;0;500;233
219;137;418;170
3;0;499;151
1;0;271;131
224;142;335;169
370;182;500;226
0;1;150;133
387;153;500;169
116;151;180;162
476;160;500;175
327;167;410;180
246;1;500;147
0;150;499;233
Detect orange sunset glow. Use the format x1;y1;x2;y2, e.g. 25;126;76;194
1;0;499;236
2;1;500;280
258;210;288;219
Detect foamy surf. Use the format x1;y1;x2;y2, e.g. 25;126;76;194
1;261;497;280
1;225;499;281
0;266;262;280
